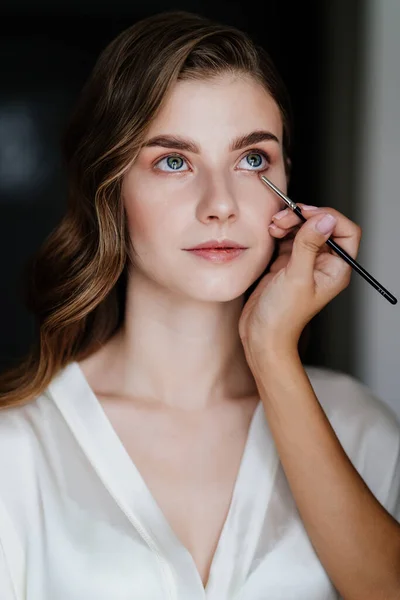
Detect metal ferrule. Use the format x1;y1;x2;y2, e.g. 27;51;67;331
259;175;297;210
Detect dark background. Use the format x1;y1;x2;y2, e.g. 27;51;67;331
0;0;363;373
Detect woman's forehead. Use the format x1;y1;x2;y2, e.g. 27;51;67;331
146;75;283;143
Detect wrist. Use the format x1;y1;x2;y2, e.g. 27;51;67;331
261;332;300;360
250;345;305;405
245;336;301;375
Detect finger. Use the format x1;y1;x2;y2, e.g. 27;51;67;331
268;223;299;238
271;204;321;228
287;212;339;280
270;222;313;245
271;227;330;275
273;205;361;259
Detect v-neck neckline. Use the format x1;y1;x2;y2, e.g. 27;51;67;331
48;361;280;600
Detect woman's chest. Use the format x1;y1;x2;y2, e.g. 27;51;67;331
26;508;166;600
23;477;338;600
17;400;337;600
96;397;258;587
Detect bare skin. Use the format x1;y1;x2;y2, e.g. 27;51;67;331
80;351;259;588
79;73;286;587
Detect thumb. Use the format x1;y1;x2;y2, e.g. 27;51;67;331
287;212;337;279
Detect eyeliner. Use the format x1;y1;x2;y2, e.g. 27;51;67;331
260;175;397;306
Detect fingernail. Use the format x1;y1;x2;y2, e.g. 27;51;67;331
273;208;289;220
315;213;337;234
302;205;318;210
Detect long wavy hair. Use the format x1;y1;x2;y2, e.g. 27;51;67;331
0;10;293;408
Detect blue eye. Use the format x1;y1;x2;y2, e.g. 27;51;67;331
155;155;189;172
238;151;270;171
154;149;270;173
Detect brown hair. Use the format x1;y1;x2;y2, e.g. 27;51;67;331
0;9;293;408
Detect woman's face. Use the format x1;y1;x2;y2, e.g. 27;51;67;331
122;73;288;302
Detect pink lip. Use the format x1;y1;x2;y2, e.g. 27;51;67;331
185;239;247;250
185;248;247;263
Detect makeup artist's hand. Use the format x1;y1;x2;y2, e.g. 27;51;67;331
238;205;362;363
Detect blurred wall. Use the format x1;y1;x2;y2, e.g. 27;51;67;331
353;0;400;418
308;0;399;418
309;0;364;375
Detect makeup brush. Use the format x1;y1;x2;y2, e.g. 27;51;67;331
260;175;397;306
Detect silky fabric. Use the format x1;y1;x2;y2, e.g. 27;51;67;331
0;361;399;599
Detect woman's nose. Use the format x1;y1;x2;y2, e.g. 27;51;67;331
195;174;239;224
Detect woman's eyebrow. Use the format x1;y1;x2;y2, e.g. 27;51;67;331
142;130;280;153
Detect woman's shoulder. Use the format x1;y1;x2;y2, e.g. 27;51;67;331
304;364;400;518
304;363;400;435
0;398;47;599
0;390;56;479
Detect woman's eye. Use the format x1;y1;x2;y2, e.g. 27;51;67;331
155;155;189;172
154;150;270;173
238;151;270;171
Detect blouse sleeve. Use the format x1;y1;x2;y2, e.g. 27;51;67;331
0;539;17;600
305;368;400;600
0;496;23;600
305;366;400;523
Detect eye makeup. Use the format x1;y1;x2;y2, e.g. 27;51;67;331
152;148;272;174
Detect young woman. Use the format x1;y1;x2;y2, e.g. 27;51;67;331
0;10;399;600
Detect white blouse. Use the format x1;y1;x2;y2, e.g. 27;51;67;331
0;361;399;600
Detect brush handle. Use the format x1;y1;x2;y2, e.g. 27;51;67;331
293;206;397;305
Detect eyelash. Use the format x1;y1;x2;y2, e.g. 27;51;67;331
153;148;271;174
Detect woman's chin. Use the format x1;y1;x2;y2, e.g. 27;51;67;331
179;283;251;304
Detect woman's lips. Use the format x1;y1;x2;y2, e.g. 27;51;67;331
185;248;247;263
